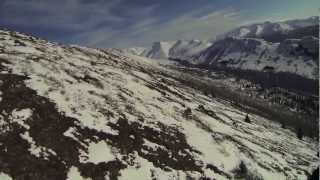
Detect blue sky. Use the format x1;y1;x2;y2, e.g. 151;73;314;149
0;0;318;48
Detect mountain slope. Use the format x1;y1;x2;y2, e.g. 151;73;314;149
146;41;177;59
188;17;319;80
126;17;319;81
128;40;211;61
222;16;319;42
169;39;212;62
0;29;318;180
193;36;318;79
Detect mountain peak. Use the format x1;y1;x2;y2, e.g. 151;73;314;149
223;16;318;41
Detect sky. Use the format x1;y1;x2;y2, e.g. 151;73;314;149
0;0;318;48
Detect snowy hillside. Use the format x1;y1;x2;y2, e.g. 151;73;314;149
193;36;318;79
0;29;318;180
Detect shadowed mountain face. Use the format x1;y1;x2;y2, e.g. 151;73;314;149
257;25;319;43
0;29;318;180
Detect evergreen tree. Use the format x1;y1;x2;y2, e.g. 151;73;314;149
244;114;251;123
204;90;208;96
211;90;216;98
308;167;319;180
297;127;303;140
281;122;286;129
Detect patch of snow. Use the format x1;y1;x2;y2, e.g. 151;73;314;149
119;152;188;180
10;108;33;129
0;172;12;180
20;131;57;159
10;46;43;55
80;141;116;164
66;166;92;180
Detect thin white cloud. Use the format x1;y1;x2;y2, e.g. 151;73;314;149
81;7;240;48
0;0;241;48
199;8;235;20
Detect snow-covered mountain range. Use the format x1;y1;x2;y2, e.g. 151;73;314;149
123;39;212;60
193;16;319;79
125;16;319;80
169;40;212;62
193;36;318;79
0;29;318;180
220;16;319;41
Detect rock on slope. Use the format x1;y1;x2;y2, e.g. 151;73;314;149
0;29;318;180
